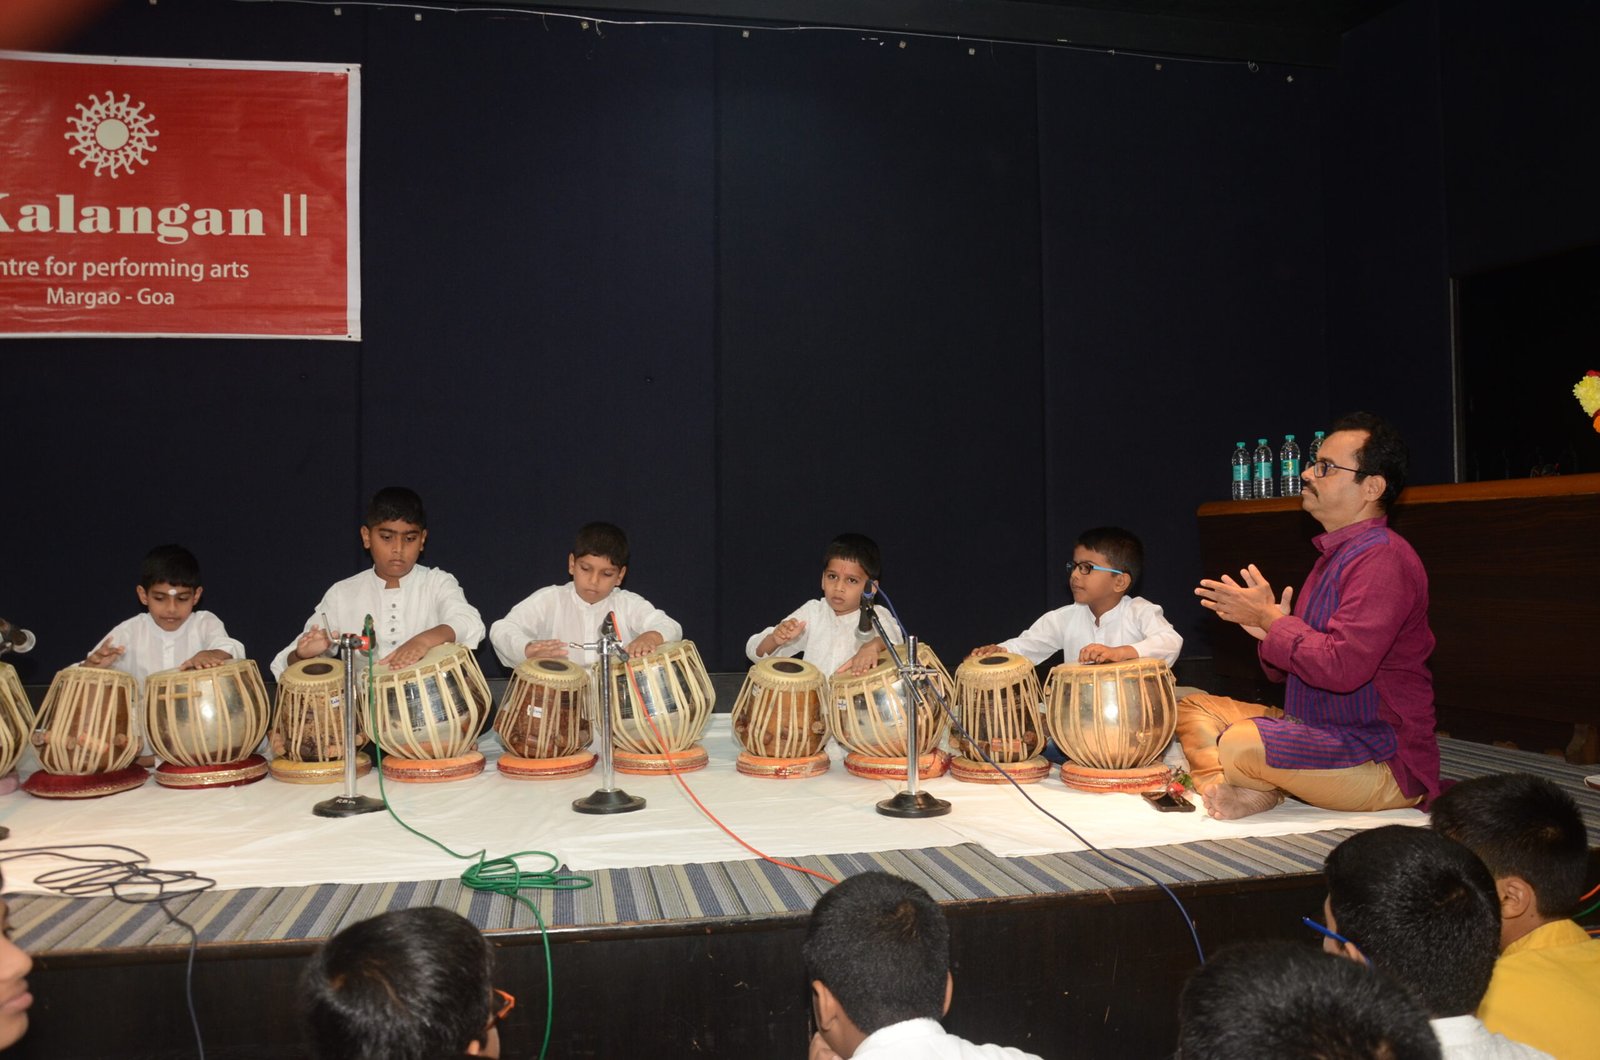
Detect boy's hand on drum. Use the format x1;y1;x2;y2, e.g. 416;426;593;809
298;626;333;659
773;618;806;646
180;649;232;671
380;636;430;670
526;640;569;659
968;643;1005;659
837;643;880;676
1078;643;1136;664
626;631;664;658
84;637;125;667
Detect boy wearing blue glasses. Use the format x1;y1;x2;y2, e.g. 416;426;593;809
968;526;1182;667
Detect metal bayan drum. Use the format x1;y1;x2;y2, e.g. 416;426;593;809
730;657;830;779
949;651;1049;784
827;644;952;781
268;657;372;785
495;656;596;779
24;665;145;798
605;640;714;774
372;643;492;782
145;659;271;788
1044;657;1178;793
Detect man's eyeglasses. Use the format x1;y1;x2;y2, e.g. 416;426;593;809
488;988;515;1030
1307;459;1363;478
1068;561;1126;577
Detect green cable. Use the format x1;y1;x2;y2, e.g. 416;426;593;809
1575;893;1600;921
361;648;591;1060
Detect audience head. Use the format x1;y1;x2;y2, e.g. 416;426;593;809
1177;941;1441;1060
0;869;33;1051
1322;825;1500;1017
1430;773;1591;947
802;871;951;1058
302;906;500;1060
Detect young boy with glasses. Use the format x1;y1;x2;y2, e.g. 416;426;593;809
968;525;1182;668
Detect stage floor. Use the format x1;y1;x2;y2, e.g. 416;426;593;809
7;730;1596;955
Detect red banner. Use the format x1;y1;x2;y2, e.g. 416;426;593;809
0;51;359;339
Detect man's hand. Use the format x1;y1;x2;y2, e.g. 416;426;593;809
1195;564;1293;640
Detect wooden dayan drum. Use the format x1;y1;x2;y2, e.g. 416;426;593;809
730;657;830;779
145;659;271;788
494;656;596;779
605;640;714;774
1044;657;1178;793
268;657;372;785
371;644;492;782
24;665;146;798
0;663;35;792
950;651;1049;784
827;644;952;781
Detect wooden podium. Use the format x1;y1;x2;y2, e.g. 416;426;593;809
1196;474;1600;759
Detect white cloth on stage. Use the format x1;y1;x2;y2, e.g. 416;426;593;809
851;1018;1043;1059
489;583;682;668
0;715;1430;894
745;598;904;676
1000;596;1182;666
271;565;485;678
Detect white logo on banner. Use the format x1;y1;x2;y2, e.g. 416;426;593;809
63;92;159;178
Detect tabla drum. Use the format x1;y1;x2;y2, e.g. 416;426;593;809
372;644;492;782
827;644;952;781
268;657;372;785
949;651;1049;784
495;657;596;779
145;659;271;789
0;662;35;793
730;657;830;779
1044;657;1178;793
23;665;146;798
606;640;714;774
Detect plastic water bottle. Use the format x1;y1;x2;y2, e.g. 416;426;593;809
1280;434;1302;496
1307;430;1325;467
1230;441;1251;500
1253;438;1275;498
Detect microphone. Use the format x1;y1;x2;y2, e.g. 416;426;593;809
599;612;629;657
360;614;375;651
855;590;876;644
0;619;35;655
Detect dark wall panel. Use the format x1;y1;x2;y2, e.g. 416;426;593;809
714;34;1045;663
1038;52;1330;650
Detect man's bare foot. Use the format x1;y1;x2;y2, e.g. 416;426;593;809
1201;782;1283;820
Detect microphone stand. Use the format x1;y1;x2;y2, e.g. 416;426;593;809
573;616;645;814
314;618;386;819
863;597;951;819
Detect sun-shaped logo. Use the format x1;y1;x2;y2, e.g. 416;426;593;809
63;91;159;178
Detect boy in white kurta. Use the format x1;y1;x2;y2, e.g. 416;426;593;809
747;534;901;677
970;526;1181;667
271;487;484;679
489;522;680;667
83;544;246;758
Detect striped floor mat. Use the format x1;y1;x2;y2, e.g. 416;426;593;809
12;738;1596;954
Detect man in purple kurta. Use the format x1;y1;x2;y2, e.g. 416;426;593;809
1179;412;1441;820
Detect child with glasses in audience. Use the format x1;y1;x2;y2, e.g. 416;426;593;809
968;525;1182;667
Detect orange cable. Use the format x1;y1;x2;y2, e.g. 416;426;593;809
612;613;839;887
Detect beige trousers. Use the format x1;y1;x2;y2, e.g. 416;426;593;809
1175;693;1419;812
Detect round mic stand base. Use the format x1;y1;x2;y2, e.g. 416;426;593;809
876;790;951;818
313;793;387;818
573;788;646;815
